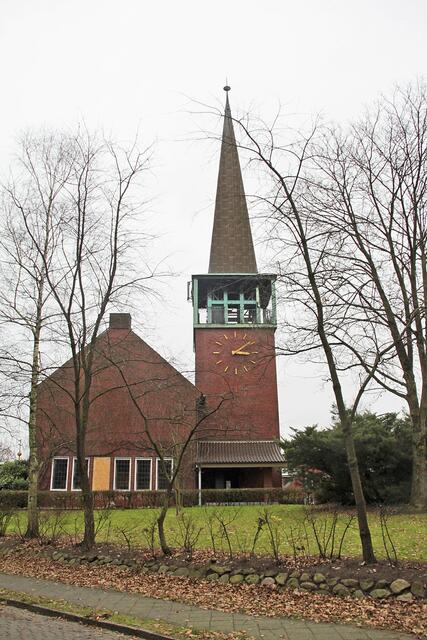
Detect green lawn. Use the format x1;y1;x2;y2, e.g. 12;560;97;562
9;505;427;561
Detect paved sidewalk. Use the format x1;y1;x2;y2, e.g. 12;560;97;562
0;604;129;639
0;573;414;640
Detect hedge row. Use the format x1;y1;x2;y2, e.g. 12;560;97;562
0;487;304;510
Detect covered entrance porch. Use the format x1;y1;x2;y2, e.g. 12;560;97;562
195;440;285;503
200;465;275;489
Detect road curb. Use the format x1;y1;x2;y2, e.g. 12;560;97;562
0;595;175;639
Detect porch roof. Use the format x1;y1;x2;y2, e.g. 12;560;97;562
196;440;285;466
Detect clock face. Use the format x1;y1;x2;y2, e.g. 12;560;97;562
211;331;259;375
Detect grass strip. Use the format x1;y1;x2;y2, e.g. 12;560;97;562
8;506;427;561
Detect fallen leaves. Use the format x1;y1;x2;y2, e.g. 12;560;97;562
0;544;426;638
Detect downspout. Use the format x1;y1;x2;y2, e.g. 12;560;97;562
198;466;202;506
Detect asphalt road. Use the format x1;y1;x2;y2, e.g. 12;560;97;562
0;603;134;639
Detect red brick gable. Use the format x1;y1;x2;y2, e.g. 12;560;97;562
37;326;200;489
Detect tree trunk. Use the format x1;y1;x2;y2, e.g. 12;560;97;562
341;417;376;563
315;292;376;562
310;246;376;562
80;481;95;549
410;391;427;510
25;455;39;538
77;423;95;549
157;487;172;555
25;401;40;537
25;321;42;539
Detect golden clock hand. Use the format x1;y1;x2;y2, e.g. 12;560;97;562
233;340;254;353
231;350;251;356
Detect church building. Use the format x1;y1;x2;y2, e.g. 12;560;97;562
37;88;284;494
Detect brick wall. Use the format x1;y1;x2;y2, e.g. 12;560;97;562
194;327;280;442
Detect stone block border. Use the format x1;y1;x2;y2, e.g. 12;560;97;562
45;549;426;603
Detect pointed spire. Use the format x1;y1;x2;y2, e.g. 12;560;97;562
208;87;257;273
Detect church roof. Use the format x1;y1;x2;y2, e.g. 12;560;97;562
208;88;258;274
196;440;284;466
39;313;198;397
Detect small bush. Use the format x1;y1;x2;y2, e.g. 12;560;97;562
0;510;15;536
0;460;28;490
171;512;203;558
38;509;68;544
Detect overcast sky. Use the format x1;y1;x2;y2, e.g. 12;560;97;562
1;0;426;441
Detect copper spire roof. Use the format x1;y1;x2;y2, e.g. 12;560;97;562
208;87;258;274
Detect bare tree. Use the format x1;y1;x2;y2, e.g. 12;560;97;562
14;127;153;548
214;82;426;554
0;132;71;537
305;82;427;510
214;104;378;562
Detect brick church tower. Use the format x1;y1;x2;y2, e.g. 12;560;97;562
192;87;284;490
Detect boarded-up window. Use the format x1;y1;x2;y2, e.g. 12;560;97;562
92;457;111;491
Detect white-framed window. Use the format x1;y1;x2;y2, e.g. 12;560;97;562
113;457;131;491
135;458;152;491
156;458;173;490
72;457;90;491
50;457;69;491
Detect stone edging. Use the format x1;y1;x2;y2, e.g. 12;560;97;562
47;550;426;603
